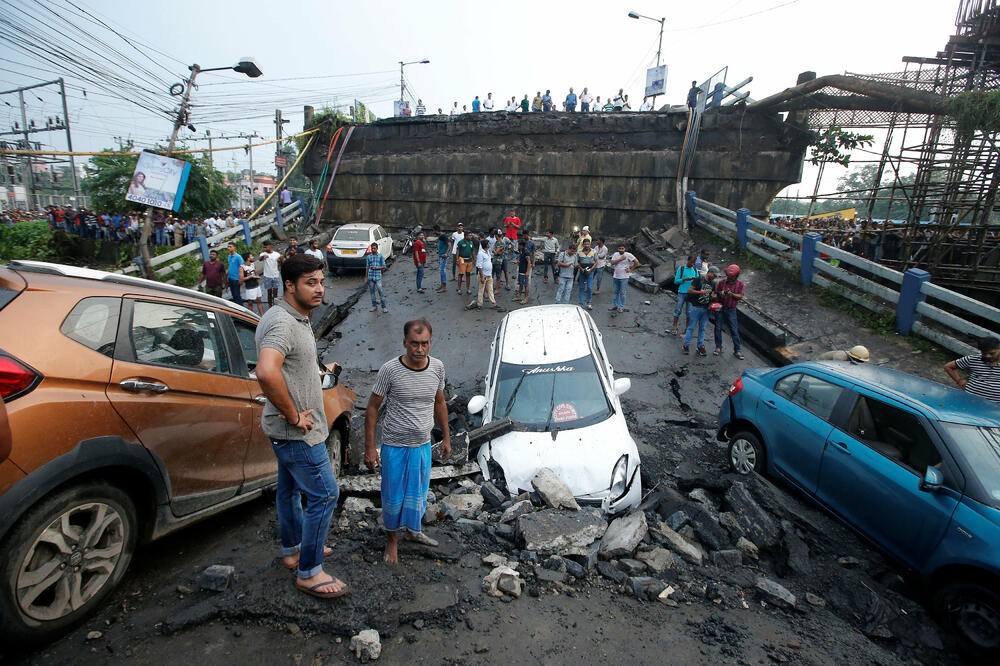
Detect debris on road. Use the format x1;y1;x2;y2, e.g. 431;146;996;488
350;629;382;662
198;564;235;592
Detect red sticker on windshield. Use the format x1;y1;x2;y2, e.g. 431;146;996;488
551;402;578;423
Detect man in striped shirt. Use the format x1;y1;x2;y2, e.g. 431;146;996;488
944;337;1000;404
365;319;451;563
713;264;746;360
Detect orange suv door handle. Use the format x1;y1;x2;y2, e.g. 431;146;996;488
253;395;267;405
119;379;169;394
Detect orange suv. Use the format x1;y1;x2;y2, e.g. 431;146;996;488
0;260;356;645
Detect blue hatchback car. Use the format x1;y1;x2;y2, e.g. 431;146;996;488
717;361;1000;658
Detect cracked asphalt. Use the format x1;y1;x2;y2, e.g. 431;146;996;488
10;243;961;665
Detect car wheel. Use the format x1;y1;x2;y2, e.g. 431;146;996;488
934;580;1000;660
728;430;764;475
0;482;137;645
326;428;343;477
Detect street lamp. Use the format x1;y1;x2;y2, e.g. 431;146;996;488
627;10;666;108
138;57;263;278
399;59;430;107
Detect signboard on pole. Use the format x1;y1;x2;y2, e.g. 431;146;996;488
644;65;668;98
125;150;191;212
274;154;288;168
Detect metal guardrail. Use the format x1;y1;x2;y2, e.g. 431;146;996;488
685;191;999;357
119;201;303;277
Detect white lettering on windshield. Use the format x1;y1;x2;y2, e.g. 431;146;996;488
524;365;575;375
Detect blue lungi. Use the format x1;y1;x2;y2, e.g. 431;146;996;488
380;442;432;532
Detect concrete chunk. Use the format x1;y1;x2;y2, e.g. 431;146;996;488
596;560;628;584
756;577;796;608
599;511;648;559
198;564;235;592
350;629;381;662
516;508;607;555
650;521;703;566
440;493;484;519
710;549;743;569
500;499;533;524
725;481;782;550
530;468;580;510
480;481;507;509
637;547;676;574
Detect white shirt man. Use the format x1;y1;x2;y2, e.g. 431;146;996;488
450;227;465;256
483;94;494;111
450;102;459;116
640;98;653;112
204;215;217;235
260;248;282;279
305;247;323;261
506;99;518;112
474;243;496;308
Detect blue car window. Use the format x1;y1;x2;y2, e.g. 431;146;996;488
848;396;941;473
787;374;842;420
774;374;801;400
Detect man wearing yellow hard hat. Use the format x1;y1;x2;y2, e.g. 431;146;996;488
817;346;870;364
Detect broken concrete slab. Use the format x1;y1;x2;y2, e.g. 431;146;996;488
531;468;581;511
650;521;703;566
480;481;506;509
483;565;521;598
596;560;628;584
500;499;534;524
756;577;796;608
710;549;743;569
737;537;759;561
637;547;676;574
343;497;376;514
618;558;646;575
687;507;731;552
439;493;484;518
339;462;481;494
350;628;381;662
724;481;782;550
563;541;600;572
630;576;668;601
784;531;812;575
399;583;460;616
198;565;235;592
535;568;569;584
397;530;462;561
599;511;648;559
516;508;607;555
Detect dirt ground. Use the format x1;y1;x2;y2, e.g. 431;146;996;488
9;234;966;665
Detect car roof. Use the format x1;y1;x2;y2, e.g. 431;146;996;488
499;305;594;365
793;361;1000;426
336;223;382;231
6;260;257;319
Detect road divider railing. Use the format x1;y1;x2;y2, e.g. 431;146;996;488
119;201;303;278
685;191;1000;357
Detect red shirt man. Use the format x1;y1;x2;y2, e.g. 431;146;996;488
504;211;521;240
412;237;426;266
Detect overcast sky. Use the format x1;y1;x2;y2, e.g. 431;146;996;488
1;0;960;195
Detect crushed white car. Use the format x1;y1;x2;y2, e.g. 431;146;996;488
468;305;642;514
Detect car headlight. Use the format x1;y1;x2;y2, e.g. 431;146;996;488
610;454;629;500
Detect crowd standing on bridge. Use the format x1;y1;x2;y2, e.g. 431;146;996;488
400;86;655;117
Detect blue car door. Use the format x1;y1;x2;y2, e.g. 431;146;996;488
815;390;960;567
756;372;845;493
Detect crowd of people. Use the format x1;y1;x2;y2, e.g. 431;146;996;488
767;214;1000;264
400;87;659;118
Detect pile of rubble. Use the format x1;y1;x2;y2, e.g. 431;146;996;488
338;464;952;659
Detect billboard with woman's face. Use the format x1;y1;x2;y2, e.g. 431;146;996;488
125;150;192;212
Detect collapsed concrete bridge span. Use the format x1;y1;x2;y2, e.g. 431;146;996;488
304;108;810;236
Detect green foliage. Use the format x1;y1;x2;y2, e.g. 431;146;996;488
0;221;57;262
949;89;1000;136
169;254;204;288
83;147;232;218
297;108;350;152
808;127;875;167
771;164;916;219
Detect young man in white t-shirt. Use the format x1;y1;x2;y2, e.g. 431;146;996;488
609;243;638;312
260;239;284;308
449;223;465;281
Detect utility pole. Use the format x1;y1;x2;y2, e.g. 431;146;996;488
205;130;213;166
58;78;80;201
274;109;288;216
18;90;34;207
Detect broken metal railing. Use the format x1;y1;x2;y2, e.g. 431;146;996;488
685;191;1000;357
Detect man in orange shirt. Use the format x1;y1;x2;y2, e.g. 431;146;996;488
504;209;521;241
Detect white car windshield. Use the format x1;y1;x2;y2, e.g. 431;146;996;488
333;229;370;242
939;423;1000;507
493;356;612;431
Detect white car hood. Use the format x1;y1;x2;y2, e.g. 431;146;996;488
479;414;638;498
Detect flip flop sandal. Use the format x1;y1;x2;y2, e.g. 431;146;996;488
734;351;745;360
714;348;723;356
284;546;334;570
296;578;348;599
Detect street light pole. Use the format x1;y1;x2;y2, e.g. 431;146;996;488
628;11;666;109
398;59;430;112
138;59;261;279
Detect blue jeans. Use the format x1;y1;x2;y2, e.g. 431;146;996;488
555;277;573;303
594;266;604;291
154;226;166;246
415;264;424;290
369;279;387;307
714;307;742;352
581;102;590;112
684;306;710;349
577;271;594;305
613;277;628;308
673;292;690;318
438;255;448;285
229;278;244;305
270;438;339;578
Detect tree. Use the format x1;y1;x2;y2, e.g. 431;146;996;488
835;164;916;220
83;147;233;218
